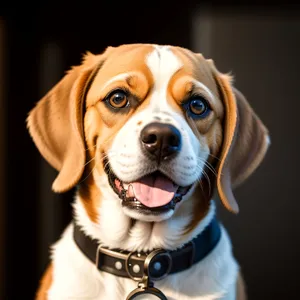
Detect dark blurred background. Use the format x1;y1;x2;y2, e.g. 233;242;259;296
1;1;300;299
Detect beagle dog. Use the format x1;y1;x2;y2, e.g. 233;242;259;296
27;44;269;300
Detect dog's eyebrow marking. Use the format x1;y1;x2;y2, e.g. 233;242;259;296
146;46;183;112
190;80;216;104
100;72;137;93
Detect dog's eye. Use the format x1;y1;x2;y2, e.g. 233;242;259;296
188;97;210;118
107;90;129;108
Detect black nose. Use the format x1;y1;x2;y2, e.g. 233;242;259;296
140;122;182;161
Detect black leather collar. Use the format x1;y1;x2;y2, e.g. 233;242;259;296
73;217;221;282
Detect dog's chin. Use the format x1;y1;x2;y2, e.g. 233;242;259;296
104;160;193;222
122;205;176;222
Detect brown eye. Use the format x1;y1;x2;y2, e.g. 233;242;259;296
188;98;210;117
108;90;128;108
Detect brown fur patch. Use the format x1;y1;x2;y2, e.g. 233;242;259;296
77;107;104;223
78;164;101;223
184;184;211;234
36;264;53;300
236;272;247;300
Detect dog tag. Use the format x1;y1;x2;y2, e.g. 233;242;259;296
126;276;167;300
126;286;167;300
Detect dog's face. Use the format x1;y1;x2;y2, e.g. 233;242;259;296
83;45;224;222
27;44;269;225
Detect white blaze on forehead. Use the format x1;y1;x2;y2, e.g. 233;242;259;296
146;46;183;111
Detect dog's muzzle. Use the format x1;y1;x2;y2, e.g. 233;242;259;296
104;122;193;215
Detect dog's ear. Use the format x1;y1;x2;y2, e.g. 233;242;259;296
27;50;110;193
208;60;270;213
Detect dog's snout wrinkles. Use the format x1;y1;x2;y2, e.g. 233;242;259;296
141;122;182;161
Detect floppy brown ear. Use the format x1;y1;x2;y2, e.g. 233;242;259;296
211;64;270;213
27;52;106;193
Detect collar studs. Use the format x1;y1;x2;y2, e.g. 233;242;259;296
115;261;122;270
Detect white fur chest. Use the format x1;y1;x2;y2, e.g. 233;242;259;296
48;223;238;300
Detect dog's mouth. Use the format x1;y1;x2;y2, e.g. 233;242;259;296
104;160;192;215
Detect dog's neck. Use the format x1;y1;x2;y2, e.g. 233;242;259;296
73;180;216;252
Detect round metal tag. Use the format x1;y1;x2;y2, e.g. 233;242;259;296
126;286;168;300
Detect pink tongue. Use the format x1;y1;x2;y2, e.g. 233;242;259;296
129;174;178;208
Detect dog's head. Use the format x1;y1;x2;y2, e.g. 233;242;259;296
27;44;269;223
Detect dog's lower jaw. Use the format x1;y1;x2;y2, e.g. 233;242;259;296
120;185;194;223
122;205;175;222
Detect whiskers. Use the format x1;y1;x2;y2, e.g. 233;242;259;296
78;163;97;186
202;159;218;177
195;167;212;198
83;156;96;168
207;153;221;162
78;151;118;185
196;157;219;198
81;133;120;179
